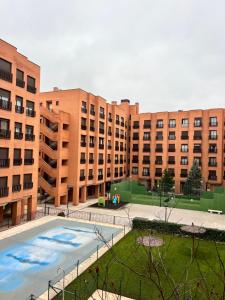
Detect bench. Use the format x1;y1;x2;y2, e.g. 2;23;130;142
208;209;223;214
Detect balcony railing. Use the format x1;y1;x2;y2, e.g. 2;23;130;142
168;148;175;152
25;134;35;141
156;136;163;140
209;122;218;127
155;172;162;177
24;182;33;189
108;131;112;136
193;148;201;153
108;145;112;150
81;124;87;130
89;159;94;164
180;173;188;177
80;159;86;164
80;176;85;181
115;146;120;151
99;128;104;134
107;159;111;163
15;105;24;114
208;162;217;167
13;158;22;166
132;159;139;163
14;132;23;140
209;148;217;153
24;158;34;165
98;159;104;165
12;184;21;192
116;120;120;125
209;135;217;140
0;99;12;111
0;69;12;82
99;113;105;119
142;160;150;164
208;175;217;180
155;160;163;165
27;85;36;94
90;126;95;132
26;109;36;117
121;122;125;127
16;78;25;88
88;175;94;180
114;173;119;178
193;135;202;140
0;187;9;198
90;110;95;116
133;124;139;129
0;129;11;139
0;159;10;168
107;173;111;177
81;107;87;113
143;148;150;152
132;147;139;152
99;144;104;149
142;172;150;176
89;142;94;148
108;117;112;122
98;174;103;180
80;141;86;147
181;135;189;140
155;148;163;152
168;160;175;164
143;124;151;129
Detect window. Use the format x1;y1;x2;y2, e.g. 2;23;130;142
208;170;217;180
0;58;12;82
0;176;8;197
209;130;217;140
24;149;33;165
116;115;120;124
0;148;9;168
169;119;176;128
81;117;87;130
155;156;162;164
132;167;138;175
156;131;163;140
209;157;217;167
13;149;21;165
143;120;151;129
26;100;35;117
90;119;95;131
180;157;188;165
156;119;163;128
142;167;150;176
168;131;176;140
90;104;95;115
181;131;189;139
181;144;188;152
168;156;175;164
108;112;112;122
194;118;202;127
209;117;217;126
133;121;139;129
193;144;201;153
12;175;21;192
0;88;11;111
209;144;217;153
25;125;34;141
133;132;139;140
15;96;23;113
143;132;150;140
168;144;175;152
16;69;24;87
81;101;87;113
23;173;33;189
0;118;10;139
194;157;201;166
14;122;23;139
99;121;104;134
181;118;189;127
27;76;36;93
100;107;105;118
193;130;202;140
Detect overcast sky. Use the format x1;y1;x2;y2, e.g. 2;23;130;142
1;0;225;112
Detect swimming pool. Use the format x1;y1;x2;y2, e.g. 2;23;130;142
0;218;122;300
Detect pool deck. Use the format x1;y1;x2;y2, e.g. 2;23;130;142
0;215;130;300
43;198;225;231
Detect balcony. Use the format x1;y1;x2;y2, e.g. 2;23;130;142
120;147;124;151
81;124;87;130
168;147;175;152
80;159;86;164
208;162;217;167
133;136;139;140
89;158;94;164
108;117;112;122
133;124;139;129
99;113;105;119
15;106;24;114
155;171;162;177
143;147;150;153
88;175;94;180
132;147;139;152
156;124;163;129
0;159;10;168
12;184;21;192
98;174;103;180
0;187;9;198
208;175;217;180
180;172;188;178
99;128;104;134
143;136;150;141
209;148;217;153
194;122;202;127
90;110;95;116
98;159;104;165
80;176;85;181
90;126;95;132
14;132;23;140
107;173;111;177
143;124;151;129
80;141;86;147
155;160;163;165
209;135;217;140
115;146;120;151
0;129;10;139
193;135;202;140
16;78;25;88
119;172;123;177
81;107;87;113
114;173;119;178
25;134;35;141
132;159;139;163
142;160;150;164
121;122;125;127
26;109;36;117
115;133;120;138
120;134;125;139
99;144;104;149
168;160;175;164
156;136;163;141
181;135;189;140
0;99;12;111
209;122;218;127
193;147;202;153
155;148;163;153
108;131;112;136
24;158;34;165
27;85;36;94
116;120;120;125
120;160;124;164
107;159;111;163
0;69;12;82
89;142;94;148
108;145;112;150
24;182;33;189
115;160;119;164
13;158;22;166
168;171;175;177
142;172;150;177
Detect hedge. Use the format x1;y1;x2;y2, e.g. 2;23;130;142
132;217;225;242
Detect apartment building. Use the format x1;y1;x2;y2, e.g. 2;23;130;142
130;109;225;193
0;39;40;225
39;88;139;206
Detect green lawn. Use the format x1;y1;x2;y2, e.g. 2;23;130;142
54;231;225;300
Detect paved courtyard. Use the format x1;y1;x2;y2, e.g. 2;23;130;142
41;199;225;231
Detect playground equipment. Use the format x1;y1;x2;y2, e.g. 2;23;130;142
98;196;105;207
112;194;121;205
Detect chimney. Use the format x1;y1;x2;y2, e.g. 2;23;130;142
53;87;59;91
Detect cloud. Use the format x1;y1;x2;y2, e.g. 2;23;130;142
1;0;225;112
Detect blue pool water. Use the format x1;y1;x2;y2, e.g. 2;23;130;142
0;219;122;300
